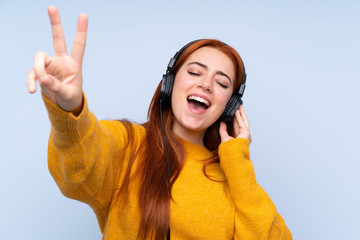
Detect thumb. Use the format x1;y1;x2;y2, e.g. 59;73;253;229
219;122;233;143
39;74;63;94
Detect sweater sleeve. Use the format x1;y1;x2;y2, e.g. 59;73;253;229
218;138;292;240
43;94;143;231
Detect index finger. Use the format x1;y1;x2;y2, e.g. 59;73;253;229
48;5;67;56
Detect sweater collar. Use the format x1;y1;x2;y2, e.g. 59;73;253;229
178;138;214;160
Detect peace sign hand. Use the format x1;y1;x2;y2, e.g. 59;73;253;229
27;5;88;114
219;105;252;144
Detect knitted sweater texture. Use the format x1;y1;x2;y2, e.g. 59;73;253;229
43;95;292;240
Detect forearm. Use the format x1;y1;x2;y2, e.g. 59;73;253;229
44;92;98;183
219;138;292;239
43;93;129;211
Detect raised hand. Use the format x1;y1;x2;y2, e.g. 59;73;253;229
219;105;252;144
27;5;88;114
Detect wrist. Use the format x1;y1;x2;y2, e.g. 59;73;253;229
57;94;84;116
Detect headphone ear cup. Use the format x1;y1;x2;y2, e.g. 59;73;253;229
160;72;175;102
220;95;243;122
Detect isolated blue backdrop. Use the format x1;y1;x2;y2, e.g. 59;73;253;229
0;0;359;239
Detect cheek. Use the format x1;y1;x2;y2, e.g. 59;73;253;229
171;78;182;103
216;91;233;109
171;76;187;112
172;74;192;98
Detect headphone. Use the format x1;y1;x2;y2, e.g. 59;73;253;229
160;39;247;123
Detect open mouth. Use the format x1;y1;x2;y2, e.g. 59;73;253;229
187;95;210;111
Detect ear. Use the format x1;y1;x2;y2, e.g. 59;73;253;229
219;94;243;123
160;72;174;102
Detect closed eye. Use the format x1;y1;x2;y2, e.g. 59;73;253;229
188;71;200;76
217;81;228;89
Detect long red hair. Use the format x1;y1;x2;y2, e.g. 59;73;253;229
117;39;246;240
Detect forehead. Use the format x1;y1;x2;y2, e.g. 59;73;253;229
184;46;235;79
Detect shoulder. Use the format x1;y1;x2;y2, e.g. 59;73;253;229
99;119;147;143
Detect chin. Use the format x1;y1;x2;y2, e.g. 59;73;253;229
180;116;213;133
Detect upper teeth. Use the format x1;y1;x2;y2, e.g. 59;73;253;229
188;96;210;107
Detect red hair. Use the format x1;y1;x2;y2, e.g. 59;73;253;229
117;39;246;240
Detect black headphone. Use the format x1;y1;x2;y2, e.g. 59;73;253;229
160;39;247;122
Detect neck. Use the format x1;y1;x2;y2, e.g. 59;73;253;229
172;127;205;147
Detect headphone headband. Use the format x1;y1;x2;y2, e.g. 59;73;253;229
167;40;202;71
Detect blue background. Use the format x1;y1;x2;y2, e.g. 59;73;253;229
0;0;359;239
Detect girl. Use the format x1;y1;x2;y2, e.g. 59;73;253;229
28;5;292;240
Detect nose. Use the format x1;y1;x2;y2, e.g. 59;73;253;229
197;75;213;93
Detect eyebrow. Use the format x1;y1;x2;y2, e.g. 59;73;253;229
187;62;232;84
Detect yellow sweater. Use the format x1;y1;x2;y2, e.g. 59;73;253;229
43;95;292;240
